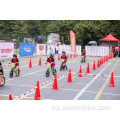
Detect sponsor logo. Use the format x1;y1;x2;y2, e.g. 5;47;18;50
24;48;31;52
39;46;44;50
0;48;12;53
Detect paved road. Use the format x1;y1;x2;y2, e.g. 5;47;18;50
0;55;120;100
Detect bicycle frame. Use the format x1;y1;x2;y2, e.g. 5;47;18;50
47;63;53;73
11;63;17;74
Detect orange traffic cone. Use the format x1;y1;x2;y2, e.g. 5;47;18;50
34;81;41;100
78;65;82;77
92;61;96;70
9;94;13;100
29;59;32;68
52;73;58;89
109;72;115;87
67;54;69;59
100;59;101;66
97;60;100;68
73;53;75;58
58;55;60;61
38;57;41;66
104;56;106;63
106;56;107;61
86;63;90;73
70;54;72;58
67;69;72;82
101;58;103;64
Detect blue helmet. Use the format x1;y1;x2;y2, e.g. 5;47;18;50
62;51;66;54
50;52;55;57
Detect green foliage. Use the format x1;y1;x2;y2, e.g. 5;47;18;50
0;20;120;46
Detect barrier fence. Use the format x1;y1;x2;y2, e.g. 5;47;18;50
85;46;109;57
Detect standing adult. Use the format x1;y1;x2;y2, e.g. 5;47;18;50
115;45;118;57
118;46;120;57
56;44;59;54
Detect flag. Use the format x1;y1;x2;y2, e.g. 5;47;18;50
70;30;76;52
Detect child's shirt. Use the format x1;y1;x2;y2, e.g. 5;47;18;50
47;57;55;66
61;55;67;63
82;52;86;57
11;58;19;66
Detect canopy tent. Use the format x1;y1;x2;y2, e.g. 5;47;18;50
88;41;97;44
99;34;119;42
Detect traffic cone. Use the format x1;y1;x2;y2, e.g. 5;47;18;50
67;54;69;59
92;61;96;70
70;54;72;58
67;69;72;82
86;63;90;73
109;72;115;87
104;56;106;63
34;81;41;100
58;55;60;61
102;58;103;64
78;65;82;77
76;53;78;57
74;53;75;58
9;94;13;100
106;56;107;61
97;60;100;68
29;59;32;68
99;59;101;66
38;57;41;66
52;73;58;89
47;56;48;60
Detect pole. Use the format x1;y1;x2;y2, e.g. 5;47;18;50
4;20;6;42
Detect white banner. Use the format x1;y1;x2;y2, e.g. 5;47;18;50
47;45;55;55
58;45;81;55
85;46;109;56
36;44;46;55
0;43;14;59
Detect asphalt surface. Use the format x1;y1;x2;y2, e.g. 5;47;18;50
0;55;120;100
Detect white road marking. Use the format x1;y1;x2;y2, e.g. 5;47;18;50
15;60;95;100
6;60;77;82
73;62;111;100
17;76;65;100
6;84;35;87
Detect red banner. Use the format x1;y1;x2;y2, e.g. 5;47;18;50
70;30;76;52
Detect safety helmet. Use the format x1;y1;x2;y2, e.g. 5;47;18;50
62;51;66;54
13;54;17;57
50;52;55;57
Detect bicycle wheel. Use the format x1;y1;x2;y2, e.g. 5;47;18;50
60;66;62;71
0;77;5;87
9;70;13;78
18;69;20;76
46;69;50;77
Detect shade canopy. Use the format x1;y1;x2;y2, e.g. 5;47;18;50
99;34;119;42
88;41;97;44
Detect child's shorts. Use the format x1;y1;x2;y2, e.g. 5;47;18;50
51;66;55;70
0;70;4;75
14;66;19;69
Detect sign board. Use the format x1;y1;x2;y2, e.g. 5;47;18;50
36;44;46;55
0;43;14;59
20;43;33;57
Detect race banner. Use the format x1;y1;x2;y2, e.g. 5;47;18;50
70;30;76;52
20;43;33;57
85;46;109;56
0;43;14;59
36;44;46;55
